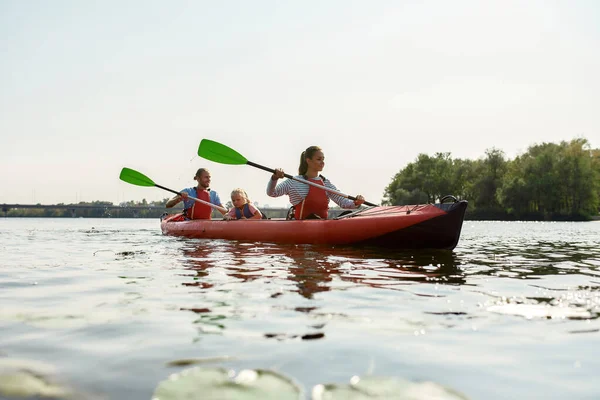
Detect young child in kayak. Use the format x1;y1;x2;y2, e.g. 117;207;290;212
266;145;365;220
165;168;227;220
224;188;263;220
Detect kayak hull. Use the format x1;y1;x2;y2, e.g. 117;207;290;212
160;200;468;250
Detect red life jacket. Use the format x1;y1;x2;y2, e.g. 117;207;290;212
294;178;329;219
185;189;212;220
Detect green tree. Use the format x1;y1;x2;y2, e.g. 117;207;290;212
383;152;457;205
473;148;507;209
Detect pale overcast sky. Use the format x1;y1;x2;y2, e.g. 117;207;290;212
1;0;599;208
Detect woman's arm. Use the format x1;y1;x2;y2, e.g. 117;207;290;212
266;177;294;197
324;179;357;209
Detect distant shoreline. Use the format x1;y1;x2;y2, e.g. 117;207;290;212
2;203;598;222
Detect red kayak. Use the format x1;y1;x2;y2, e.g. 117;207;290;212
161;198;467;250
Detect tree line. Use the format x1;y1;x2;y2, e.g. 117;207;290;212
2;199;292;219
382;138;600;220
2;199;175;218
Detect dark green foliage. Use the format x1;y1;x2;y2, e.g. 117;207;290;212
384;138;599;221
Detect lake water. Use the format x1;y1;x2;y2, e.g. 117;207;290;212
1;218;599;399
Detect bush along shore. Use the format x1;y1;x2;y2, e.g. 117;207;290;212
383;138;600;221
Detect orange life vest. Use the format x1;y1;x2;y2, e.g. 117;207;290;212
294;178;329;219
185;189;212;220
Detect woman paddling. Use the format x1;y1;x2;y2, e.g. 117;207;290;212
266;146;365;220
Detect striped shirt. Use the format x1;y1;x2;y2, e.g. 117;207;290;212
266;175;356;209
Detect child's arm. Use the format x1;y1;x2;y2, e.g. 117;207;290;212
249;204;262;219
223;208;236;220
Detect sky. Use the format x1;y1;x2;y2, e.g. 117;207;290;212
1;0;599;208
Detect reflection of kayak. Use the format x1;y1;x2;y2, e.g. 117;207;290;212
161;198;468;250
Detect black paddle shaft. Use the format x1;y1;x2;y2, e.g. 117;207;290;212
247;161;377;206
154;184;181;197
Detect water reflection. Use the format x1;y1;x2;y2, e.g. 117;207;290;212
172;232;600;341
178;242;465;299
175;241;468;340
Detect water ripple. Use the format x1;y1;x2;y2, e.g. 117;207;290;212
1;219;599;399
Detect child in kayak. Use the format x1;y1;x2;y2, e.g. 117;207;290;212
267;145;365;219
224;188;263;220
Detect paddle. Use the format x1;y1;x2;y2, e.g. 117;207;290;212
118;167;228;214
197;139;377;207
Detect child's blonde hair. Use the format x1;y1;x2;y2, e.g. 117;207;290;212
230;188;251;204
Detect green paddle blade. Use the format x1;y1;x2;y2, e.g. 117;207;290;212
198;139;248;165
119;167;155;187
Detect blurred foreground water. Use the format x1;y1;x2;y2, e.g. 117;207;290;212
0;218;599;399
